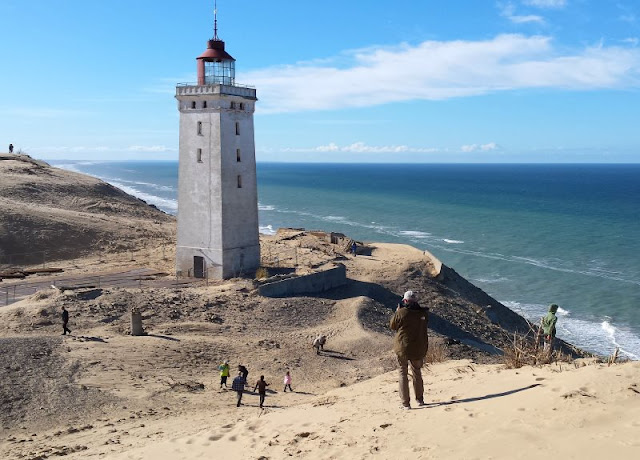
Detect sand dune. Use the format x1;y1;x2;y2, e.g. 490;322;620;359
111;360;640;460
2;155;634;459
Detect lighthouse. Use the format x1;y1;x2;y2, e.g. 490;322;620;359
175;6;260;279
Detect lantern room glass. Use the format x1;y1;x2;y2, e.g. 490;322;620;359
204;60;235;86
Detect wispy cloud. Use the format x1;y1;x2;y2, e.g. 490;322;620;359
127;145;175;152
2;107;93;118
460;143;500;152
500;2;545;23
240;34;640;114
522;0;567;8
262;142;499;154
28;145;176;154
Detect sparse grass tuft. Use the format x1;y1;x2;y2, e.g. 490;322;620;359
502;323;571;369
426;340;448;364
254;266;269;280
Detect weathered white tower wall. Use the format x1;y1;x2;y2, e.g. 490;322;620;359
175;84;260;279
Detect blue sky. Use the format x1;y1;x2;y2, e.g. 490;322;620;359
1;0;639;163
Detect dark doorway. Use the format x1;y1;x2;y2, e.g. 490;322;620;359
193;256;205;278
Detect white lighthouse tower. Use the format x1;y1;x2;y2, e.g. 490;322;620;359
175;6;260;279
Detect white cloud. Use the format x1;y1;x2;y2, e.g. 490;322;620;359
522;0;567;8
3;107;92;118
27;145;175;154
127;145;175;152
240;34;640;114
500;3;545;24
269;142;500;154
460;143;500;152
622;38;639;46
509;14;545;24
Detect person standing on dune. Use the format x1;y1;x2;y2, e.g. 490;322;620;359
541;304;559;356
253;375;269;408
232;372;246;407
390;290;429;410
61;306;72;335
219;360;230;389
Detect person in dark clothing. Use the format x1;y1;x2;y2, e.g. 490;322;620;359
61;307;71;335
238;365;249;383
390;290;429;410
351;241;357;256
253;375;270;408
8;144;14;154
231;372;246;407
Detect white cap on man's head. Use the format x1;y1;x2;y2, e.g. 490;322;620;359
403;290;416;301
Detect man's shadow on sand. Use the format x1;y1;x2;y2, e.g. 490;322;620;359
414;383;542;409
318;349;354;361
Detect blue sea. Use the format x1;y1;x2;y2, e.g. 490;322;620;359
52;161;640;360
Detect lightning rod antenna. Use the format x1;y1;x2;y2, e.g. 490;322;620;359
213;0;218;40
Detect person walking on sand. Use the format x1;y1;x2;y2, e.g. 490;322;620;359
312;334;326;354
283;371;293;392
232;371;246;407
238;364;249;384
541;304;559;356
8;143;14;154
390;290;429;410
351;241;357;256
253;375;270;408
61;306;72;335
219;360;230;389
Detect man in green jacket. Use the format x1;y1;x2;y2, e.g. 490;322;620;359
390;290;429;410
541;304;559;355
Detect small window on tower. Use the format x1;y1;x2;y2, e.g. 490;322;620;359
237;175;242;188
230;101;236;109
197;121;202;135
239;103;245;110
236;148;241;162
235;122;240;135
202;101;207;109
197;148;203;163
191;101;196;109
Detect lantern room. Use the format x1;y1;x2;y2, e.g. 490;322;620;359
197;38;236;86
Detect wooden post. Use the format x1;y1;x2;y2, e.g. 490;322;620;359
131;308;144;336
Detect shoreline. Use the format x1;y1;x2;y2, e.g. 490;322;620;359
48;159;640;359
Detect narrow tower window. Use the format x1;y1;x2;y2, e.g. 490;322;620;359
197;148;203;163
197;121;202;135
239;103;244;110
235;122;240;135
202;101;207;109
191;101;196;109
237;175;242;188
236;148;241;162
230;101;236;109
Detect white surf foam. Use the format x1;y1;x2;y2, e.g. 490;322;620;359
398;230;432;239
471;276;510;284
108;181;178;213
443;239;464;244
259;225;276;235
